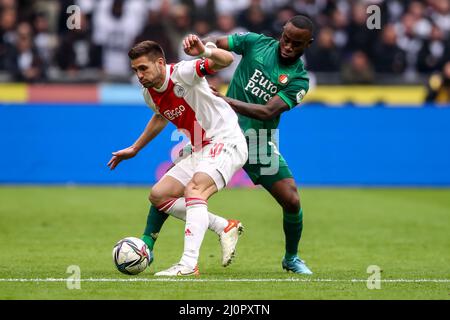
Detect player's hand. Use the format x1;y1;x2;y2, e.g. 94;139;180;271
183;34;205;57
209;85;223;97
210;84;233;105
107;146;138;170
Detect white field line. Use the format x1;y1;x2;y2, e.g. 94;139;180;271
0;278;449;283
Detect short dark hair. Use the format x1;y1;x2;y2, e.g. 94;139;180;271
288;15;314;34
128;40;165;61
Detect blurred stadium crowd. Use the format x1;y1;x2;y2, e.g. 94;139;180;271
0;0;449;89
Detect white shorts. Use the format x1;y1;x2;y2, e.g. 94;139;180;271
164;134;248;190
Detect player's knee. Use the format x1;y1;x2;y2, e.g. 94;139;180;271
148;188;166;207
148;191;158;205
282;191;300;213
184;181;199;198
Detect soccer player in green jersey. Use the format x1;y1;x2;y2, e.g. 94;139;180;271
205;15;314;274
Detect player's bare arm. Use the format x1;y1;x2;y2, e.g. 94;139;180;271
210;86;290;121
201;35;230;51
183;34;233;71
107;114;168;170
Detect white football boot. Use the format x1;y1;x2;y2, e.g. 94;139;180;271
154;264;200;276
219;219;244;267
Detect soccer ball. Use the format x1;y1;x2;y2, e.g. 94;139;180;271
112;237;152;275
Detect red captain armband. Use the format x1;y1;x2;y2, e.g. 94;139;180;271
195;58;216;77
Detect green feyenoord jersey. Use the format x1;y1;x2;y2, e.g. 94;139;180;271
227;32;309;135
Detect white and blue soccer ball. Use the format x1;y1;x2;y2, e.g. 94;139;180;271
112;237;152;275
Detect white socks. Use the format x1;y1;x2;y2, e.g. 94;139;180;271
179;198;209;269
158;197;228;234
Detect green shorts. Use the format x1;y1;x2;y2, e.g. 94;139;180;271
243;153;293;190
180;141;294;190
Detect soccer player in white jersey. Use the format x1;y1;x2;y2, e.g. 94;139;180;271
107;35;248;276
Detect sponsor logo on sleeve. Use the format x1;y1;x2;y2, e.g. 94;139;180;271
296;89;306;104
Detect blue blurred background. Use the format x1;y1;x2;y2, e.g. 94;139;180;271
2;102;449;186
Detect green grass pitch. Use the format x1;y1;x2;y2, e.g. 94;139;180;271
0;186;449;299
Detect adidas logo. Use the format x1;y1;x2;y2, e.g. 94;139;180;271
150;232;159;240
185;228;193;236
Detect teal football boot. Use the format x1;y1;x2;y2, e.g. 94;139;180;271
282;256;313;274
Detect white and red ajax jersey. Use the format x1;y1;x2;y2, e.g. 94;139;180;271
143;59;240;149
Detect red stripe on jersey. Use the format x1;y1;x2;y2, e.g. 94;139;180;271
147;64;210;150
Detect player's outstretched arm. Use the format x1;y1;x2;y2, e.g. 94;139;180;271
183;34;233;71
107;114;168;170
202;35;230;51
210;86;290;121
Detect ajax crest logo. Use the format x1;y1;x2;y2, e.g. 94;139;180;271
174;84;186;98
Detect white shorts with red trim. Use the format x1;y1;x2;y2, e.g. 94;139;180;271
164;134;248;190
